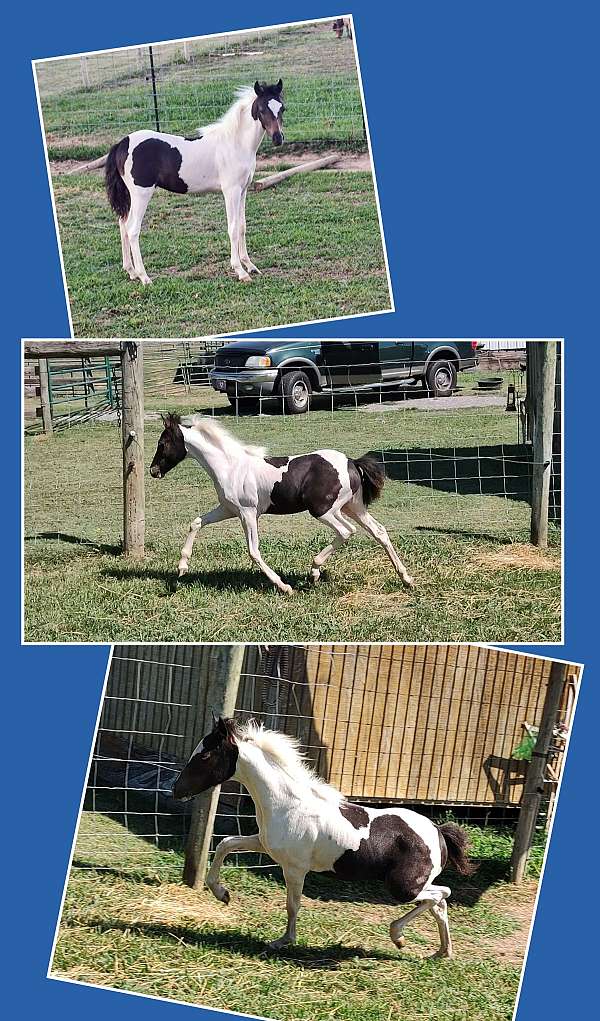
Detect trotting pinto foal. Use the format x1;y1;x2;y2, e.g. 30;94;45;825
149;414;414;593
173;717;474;956
105;81;285;284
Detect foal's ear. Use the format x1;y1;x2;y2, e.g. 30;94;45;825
275;78;283;93
254;81;263;96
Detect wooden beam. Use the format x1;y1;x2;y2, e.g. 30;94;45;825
121;342;145;558
183;646;245;890
510;659;567;883
24;341;122;358
38;359;53;436
253;154;342;191
530;342;557;547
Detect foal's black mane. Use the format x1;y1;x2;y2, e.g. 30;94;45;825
161;412;182;432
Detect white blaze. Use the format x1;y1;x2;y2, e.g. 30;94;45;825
268;99;282;117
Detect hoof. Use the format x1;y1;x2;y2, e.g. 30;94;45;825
429;948;452;960
310;568;321;584
208;883;230;905
279;584;294;596
268;936;293;950
246;264;261;275
239;274;252;284
403;576;415;589
178;561;189;578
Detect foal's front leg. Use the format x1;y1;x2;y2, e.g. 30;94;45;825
269;868;306;949
223;185;252;282
178;505;234;577
206;834;265;904
239;510;293;595
238;186;261;276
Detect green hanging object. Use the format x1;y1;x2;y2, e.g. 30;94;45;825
512;727;539;761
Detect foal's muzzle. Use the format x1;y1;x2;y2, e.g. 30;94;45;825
272;131;284;146
149;465;162;479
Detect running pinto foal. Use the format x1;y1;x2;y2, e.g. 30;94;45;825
173;717;474;956
149;414;414;593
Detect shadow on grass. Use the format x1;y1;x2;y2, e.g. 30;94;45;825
101;563;312;595
24;531;122;556
84;917;399;969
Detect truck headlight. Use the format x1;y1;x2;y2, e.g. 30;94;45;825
245;355;272;368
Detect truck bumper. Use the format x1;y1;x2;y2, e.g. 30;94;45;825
209;369;279;396
458;357;478;370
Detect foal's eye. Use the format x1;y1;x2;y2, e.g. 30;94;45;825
200;752;210;761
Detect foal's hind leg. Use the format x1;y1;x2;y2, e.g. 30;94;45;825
311;509;356;582
389;885;452;958
345;500;414;588
125;184;154;285
178;505;235;577
119;218;135;279
206;834;265;904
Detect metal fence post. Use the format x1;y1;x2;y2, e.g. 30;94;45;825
121;342;145;557
510;659;567;883
148;46;161;132
183;645;245;890
38;358;53;436
530;341;557;547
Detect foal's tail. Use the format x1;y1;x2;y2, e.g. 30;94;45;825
353;455;385;507
105;139;131;219
438;822;478;876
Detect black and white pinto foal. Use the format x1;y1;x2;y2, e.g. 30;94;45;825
105;80;285;284
149;414;414;593
173;718;474;957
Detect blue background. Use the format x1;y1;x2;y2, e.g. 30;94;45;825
5;1;597;1018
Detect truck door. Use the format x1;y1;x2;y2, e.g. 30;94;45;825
321;342;380;389
379;341;415;385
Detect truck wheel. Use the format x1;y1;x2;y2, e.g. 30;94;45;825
425;360;457;397
279;370;312;414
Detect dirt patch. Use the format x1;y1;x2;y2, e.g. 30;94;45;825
473;544;559;572
485;883;537;965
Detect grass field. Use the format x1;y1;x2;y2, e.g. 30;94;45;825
52;812;542;1021
24;399;561;643
51;170;390;337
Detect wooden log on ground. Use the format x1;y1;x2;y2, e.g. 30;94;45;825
253;154;342;191
66;154;108;175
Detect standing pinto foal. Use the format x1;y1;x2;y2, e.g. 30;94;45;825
173;717;474;956
105;80;285;284
149;414;414;593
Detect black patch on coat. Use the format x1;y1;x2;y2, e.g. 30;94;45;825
266;454;342;517
265;456;290;469
340;803;369;829
438;827;448;870
332;813;433;903
347;460;362;496
131;138;189;193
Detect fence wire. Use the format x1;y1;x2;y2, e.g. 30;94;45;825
35;21;366;162
73;644;579;876
23;342;562;558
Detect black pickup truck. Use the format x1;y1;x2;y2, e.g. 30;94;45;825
209;340;480;413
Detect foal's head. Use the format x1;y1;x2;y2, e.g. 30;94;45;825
173;717;239;800
149;413;187;478
252;80;285;146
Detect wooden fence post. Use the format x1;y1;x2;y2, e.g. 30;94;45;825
511;660;567;883
530;341;557;547
121;342;145;557
183;645;245;890
38;358;53;436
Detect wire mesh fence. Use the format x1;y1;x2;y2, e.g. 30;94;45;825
35;19;366;162
74;644;580;876
23;341;562;559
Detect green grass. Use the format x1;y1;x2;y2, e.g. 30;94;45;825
51;170;390;337
52;812;540;1021
24;401;561;643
